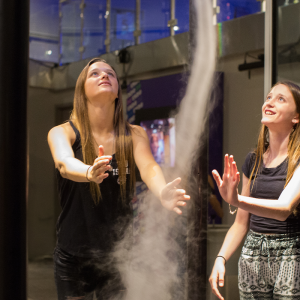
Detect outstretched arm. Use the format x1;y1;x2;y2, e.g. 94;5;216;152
212;154;300;221
48;123;112;184
131;125;190;215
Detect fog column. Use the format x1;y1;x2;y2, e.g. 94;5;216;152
187;0;208;299
0;0;29;299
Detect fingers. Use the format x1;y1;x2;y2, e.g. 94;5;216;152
175;189;188;196
89;166;109;183
209;275;224;300
89;157;112;183
224;154;229;176
230;157;240;184
93;159;111;171
98;145;104;157
218;270;224;287
97;172;109;182
94;173;109;184
162;178;191;214
173;207;182;215
94;156;112;164
212;170;222;187
167;177;181;189
229;155;234;177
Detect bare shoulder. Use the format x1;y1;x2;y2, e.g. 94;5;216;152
130;124;148;142
48;122;76;144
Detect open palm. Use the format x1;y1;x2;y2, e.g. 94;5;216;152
212;154;240;206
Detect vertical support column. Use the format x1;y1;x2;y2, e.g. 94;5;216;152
170;0;176;36
105;0;111;53
212;0;220;25
59;0;63;65
271;0;278;85
134;0;141;44
0;0;29;299
264;0;278;96
187;0;208;299
79;0;86;60
168;0;177;36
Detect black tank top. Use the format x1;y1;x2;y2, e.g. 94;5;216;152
242;152;300;234
55;121;132;257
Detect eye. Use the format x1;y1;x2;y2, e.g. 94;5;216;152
107;71;115;77
90;71;99;77
265;96;271;102
279;97;285;102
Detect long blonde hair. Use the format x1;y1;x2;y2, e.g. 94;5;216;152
71;58;135;204
248;81;300;209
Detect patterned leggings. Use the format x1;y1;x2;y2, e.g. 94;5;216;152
238;230;300;299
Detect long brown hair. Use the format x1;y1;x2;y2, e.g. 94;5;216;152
71;58;135;204
248;81;300;205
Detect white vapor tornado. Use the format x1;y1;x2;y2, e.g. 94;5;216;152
113;1;217;299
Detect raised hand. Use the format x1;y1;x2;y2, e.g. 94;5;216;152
209;258;226;300
212;154;240;206
86;145;112;184
160;177;190;215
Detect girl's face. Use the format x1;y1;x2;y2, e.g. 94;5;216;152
261;84;299;130
84;62;119;103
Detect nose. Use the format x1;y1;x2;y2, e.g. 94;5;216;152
100;71;109;79
265;97;275;107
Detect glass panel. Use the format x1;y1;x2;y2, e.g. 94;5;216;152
217;0;261;23
110;0;136;52
83;0;106;59
175;0;189;34
61;0;82;64
140;0;170;44
276;1;300;83
29;0;59;63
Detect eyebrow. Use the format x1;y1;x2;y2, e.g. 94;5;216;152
88;67;115;75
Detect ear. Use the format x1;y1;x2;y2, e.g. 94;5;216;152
292;113;299;124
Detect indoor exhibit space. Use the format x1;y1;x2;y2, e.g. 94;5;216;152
1;0;300;299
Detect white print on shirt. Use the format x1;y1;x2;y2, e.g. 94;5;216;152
112;160;130;176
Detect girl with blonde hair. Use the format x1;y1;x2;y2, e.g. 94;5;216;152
48;58;189;299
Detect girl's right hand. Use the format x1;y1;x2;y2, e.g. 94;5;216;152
212;154;240;207
87;145;112;184
209;257;226;300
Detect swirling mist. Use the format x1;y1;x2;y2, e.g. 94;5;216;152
111;0;216;299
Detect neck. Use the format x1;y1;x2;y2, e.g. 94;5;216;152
87;100;115;134
267;128;291;158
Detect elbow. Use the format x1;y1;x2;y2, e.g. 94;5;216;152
56;162;68;179
276;208;293;222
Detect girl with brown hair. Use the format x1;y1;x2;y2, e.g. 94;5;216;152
48;58;189;299
209;81;300;299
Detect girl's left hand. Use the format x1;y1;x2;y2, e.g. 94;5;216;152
212;154;240;207
160;177;190;215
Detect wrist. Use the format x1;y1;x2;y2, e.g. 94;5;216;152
216;255;226;265
237;194;243;206
86;165;92;182
158;188;164;203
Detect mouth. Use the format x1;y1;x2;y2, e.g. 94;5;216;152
265;109;275;115
99;81;111;86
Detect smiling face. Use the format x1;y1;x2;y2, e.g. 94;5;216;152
84;61;119;104
261;84;299;131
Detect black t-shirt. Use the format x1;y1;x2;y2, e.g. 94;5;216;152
55;121;132;257
242;152;300;234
